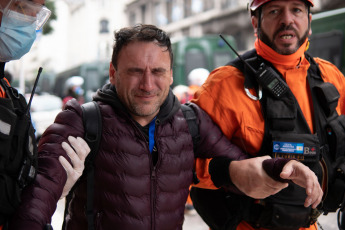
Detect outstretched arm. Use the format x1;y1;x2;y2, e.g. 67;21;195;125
229;157;323;208
229;156;288;199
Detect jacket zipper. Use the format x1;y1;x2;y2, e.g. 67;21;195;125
151;166;157;230
128;116;159;230
150;118;160;230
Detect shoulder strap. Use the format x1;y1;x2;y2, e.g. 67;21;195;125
82;101;102;167
181;103;200;184
62;101;102;230
81;101;102;230
181;103;200;151
227;49;260;90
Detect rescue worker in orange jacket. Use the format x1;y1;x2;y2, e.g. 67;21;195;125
0;1;90;229
191;0;345;229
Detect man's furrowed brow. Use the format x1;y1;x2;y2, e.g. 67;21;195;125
127;67;144;74
152;67;168;73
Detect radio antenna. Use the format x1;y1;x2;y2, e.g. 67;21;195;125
26;67;43;115
219;34;257;74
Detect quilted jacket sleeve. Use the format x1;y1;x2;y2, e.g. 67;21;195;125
188;103;247;193
8;99;85;230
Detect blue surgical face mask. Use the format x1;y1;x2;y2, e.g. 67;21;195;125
0;10;37;62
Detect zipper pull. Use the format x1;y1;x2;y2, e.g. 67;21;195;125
151;167;156;180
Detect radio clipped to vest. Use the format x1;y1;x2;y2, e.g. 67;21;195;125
0;67;42;226
220;35;289;99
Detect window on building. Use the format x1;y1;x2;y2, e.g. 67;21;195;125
154;2;168;26
191;0;203;14
171;0;183;22
204;0;214;10
99;19;109;34
184;0;192;18
184;0;215;16
141;4;146;23
167;0;172;23
221;0;239;8
129;12;136;26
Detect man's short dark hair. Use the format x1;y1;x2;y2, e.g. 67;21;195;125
111;24;173;70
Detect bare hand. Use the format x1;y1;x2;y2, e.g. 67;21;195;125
229;156;289;199
59;136;90;198
280;160;323;208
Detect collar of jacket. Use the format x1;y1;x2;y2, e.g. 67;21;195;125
93;83;180;125
255;38;308;67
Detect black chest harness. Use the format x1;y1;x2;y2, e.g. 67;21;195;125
228;50;345;229
0;76;37;227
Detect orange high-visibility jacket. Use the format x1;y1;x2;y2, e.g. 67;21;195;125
192;54;345;230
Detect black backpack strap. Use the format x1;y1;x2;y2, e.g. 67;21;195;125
181;104;200;149
81;101;102;230
62;101;102;230
181;103;200;184
82;101;102;163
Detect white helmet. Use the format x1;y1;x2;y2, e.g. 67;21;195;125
65;76;84;88
65;76;84;96
187;68;210;87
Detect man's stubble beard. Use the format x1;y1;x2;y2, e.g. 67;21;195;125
258;24;309;55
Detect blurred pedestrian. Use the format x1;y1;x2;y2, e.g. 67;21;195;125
172;84;190;103
172;68;209;104
187;67;209;98
62;76;85;108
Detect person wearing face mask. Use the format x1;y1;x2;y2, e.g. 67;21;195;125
0;1;90;230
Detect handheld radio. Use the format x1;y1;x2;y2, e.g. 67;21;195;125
219;35;289;99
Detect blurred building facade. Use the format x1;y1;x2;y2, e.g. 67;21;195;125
125;0;345;52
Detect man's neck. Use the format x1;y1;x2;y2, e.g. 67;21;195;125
133;113;158;127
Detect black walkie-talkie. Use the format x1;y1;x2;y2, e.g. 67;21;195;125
219;35;289;99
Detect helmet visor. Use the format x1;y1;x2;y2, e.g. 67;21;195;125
3;0;51;30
